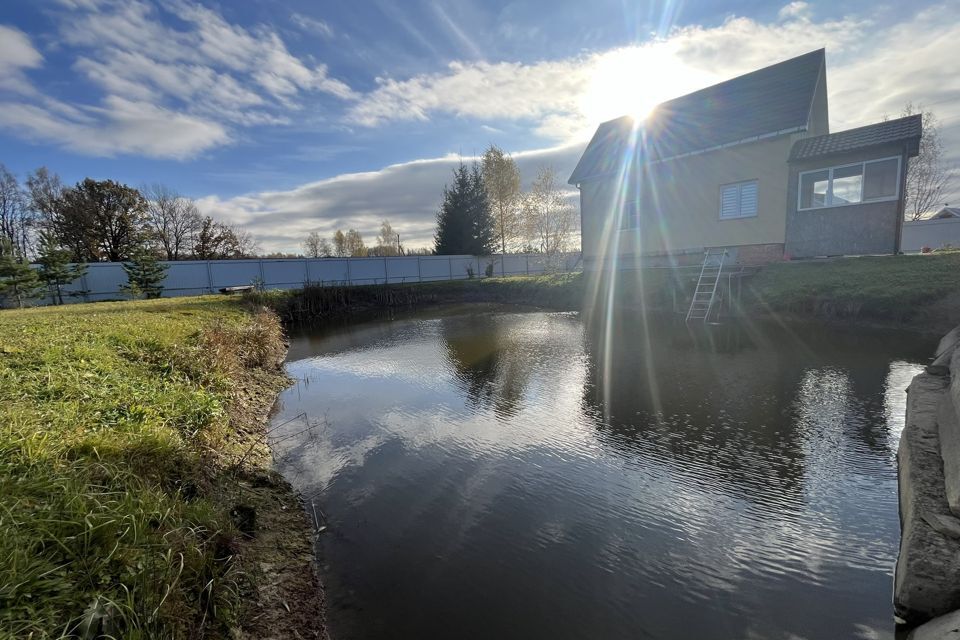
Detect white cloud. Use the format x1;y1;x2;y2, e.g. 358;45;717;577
0;96;228;159
0;0;354;158
0;25;43;94
778;2;812;21
291;13;334;39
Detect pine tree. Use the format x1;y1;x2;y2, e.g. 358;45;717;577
36;231;87;305
434;163;496;255
468;164;496;255
121;248;168;299
0;237;42;308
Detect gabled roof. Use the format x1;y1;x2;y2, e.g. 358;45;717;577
789;114;922;162
568;49;825;185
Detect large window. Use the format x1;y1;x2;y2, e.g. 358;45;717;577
719;180;758;219
798;157;900;210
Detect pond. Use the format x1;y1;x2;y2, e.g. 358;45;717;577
269;306;932;640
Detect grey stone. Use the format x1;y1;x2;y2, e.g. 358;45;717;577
895;373;960;624
907;608;960;639
939;397;960;518
921;512;960;539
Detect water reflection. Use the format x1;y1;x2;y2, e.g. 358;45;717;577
270;307;931;640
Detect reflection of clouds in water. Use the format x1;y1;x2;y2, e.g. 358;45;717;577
884;360;923;454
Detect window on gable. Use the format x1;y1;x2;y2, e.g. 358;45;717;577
720;180;759;219
620;201;641;230
798;156;901;210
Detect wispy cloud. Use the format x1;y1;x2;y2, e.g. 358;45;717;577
0;0;355;158
290;12;335;39
0;25;43;94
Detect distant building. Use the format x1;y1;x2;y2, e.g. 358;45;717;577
929;207;960;220
569;49;922;266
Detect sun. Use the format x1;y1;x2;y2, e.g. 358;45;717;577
577;45;714;129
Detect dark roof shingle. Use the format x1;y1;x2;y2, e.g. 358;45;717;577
569;49;825;184
788;114;922;161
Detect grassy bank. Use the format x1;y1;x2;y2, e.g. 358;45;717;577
0;297;322;639
249;272;590;322
746;252;960;329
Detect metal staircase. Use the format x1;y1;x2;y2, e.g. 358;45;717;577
685;248;727;323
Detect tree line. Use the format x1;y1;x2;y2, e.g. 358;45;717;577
434;145;578;262
301;220;412;258
0;166;261;307
0;168;260;263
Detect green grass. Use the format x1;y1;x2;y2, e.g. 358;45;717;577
0;297;286;639
747;251;960;319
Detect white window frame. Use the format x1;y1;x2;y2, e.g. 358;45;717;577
797;155;902;212
620;200;641;230
718;180;759;220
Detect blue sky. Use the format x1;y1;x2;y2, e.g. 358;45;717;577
1;0;958;251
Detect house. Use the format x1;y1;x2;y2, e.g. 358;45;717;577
569;49;922;266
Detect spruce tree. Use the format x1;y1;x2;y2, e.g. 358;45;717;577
36;231;87;305
468;164;496;255
0;237;42;308
434;163;496;255
121;248;168;299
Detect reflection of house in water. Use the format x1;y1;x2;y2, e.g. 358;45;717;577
580;315;928;504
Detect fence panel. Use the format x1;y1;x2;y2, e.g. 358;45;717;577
308;259;349;283
418;256;454;281
262;260;307;290
84;264;128;301
210;260;261;290
385;257;421;283
163;261;212;296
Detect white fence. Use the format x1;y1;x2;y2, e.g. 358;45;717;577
46;253;582;303
902;217;960;252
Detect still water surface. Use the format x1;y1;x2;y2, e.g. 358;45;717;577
270;307;932;640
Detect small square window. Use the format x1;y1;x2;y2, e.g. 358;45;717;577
720;180;759;219
620;201;640;230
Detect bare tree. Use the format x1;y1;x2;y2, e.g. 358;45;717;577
481;145;522;254
344;229;367;257
901;104;952;220
25;167;63;236
303;231;332;257
375;219;399;256
332;230;348;257
230;225;260;258
143;183;202;260
0;165;33;257
521;166;578;268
